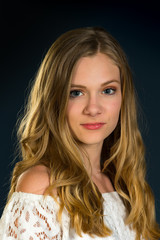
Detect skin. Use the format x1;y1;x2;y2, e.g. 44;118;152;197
16;52;121;195
67;52;121;192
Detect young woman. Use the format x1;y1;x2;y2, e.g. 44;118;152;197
0;27;159;240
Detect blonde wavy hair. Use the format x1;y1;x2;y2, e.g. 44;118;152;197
8;27;160;239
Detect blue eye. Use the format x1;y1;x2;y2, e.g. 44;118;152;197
103;88;116;95
70;90;83;98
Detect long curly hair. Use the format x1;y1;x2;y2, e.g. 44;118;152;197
8;27;160;239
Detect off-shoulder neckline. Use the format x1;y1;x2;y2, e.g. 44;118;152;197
12;191;118;199
102;191;117;196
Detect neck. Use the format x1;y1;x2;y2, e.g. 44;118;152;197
80;142;103;176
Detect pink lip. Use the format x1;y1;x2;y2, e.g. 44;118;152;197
81;123;106;130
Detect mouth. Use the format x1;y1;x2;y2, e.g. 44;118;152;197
80;123;106;130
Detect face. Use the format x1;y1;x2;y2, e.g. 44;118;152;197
66;53;121;149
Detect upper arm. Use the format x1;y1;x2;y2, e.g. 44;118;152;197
15;165;50;195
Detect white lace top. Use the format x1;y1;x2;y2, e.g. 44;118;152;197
0;191;136;240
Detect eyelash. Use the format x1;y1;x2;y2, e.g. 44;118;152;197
69;88;116;98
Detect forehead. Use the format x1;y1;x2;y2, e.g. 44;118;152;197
71;53;120;85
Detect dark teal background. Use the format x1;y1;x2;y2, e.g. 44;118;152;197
1;2;160;224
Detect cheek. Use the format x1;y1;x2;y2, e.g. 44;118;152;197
114;94;121;111
66;102;81;123
107;99;121;119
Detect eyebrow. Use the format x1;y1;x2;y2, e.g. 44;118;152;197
71;80;120;88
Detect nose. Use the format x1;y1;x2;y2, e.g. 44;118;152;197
83;94;102;117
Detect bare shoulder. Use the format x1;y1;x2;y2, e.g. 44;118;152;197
16;165;50;195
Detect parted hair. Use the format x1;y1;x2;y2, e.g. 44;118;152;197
8;27;160;239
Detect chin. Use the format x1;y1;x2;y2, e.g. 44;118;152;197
78;136;106;146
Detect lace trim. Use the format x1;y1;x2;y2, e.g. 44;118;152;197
0;192;67;239
0;191;136;240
